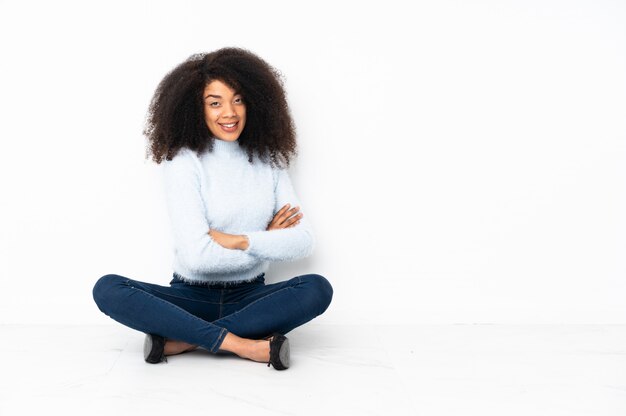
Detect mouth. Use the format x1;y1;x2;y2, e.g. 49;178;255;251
218;121;239;133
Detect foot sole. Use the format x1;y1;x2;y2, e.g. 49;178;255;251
278;337;290;368
143;334;167;364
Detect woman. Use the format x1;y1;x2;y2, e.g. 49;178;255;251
92;47;333;371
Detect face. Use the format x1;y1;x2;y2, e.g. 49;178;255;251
203;79;246;142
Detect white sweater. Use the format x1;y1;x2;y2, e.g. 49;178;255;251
160;138;315;284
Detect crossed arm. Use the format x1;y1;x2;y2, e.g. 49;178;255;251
163;151;314;272
208;203;303;250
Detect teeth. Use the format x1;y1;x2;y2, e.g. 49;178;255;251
221;123;236;128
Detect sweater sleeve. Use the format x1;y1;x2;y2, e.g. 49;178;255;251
243;168;315;261
161;150;258;274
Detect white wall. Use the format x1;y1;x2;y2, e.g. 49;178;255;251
0;0;624;325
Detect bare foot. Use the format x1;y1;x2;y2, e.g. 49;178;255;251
164;339;198;356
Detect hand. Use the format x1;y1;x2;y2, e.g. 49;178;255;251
267;203;303;231
208;229;249;250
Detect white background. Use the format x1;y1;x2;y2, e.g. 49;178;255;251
0;0;624;325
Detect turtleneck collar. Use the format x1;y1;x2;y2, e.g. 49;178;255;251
211;138;242;157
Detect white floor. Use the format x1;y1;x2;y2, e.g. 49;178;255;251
1;324;625;415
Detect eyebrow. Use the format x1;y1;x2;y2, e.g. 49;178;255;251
204;92;242;100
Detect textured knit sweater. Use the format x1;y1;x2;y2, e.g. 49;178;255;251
160;138;315;284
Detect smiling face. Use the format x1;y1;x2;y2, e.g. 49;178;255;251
203;79;247;142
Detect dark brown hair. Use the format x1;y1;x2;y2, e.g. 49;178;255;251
144;47;297;167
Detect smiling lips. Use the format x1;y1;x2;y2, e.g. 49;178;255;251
218;121;239;133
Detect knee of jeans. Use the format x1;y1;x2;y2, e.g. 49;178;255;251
301;273;333;315
92;274;125;313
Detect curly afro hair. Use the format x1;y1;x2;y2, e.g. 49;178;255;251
144;47;297;168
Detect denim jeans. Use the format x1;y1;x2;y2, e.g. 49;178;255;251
92;272;333;353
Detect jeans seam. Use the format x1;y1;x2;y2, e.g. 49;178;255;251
210;327;228;353
214;281;304;326
127;280;222;305
122;280;222;348
219;289;224;319
289;276;308;316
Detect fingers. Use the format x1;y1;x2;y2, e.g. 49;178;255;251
268;204;289;228
277;204;299;223
287;213;304;226
268;204;304;230
284;211;303;227
282;207;302;226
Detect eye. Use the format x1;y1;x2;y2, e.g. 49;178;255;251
209;101;220;107
234;97;244;104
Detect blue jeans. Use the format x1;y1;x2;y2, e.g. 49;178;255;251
92;272;333;353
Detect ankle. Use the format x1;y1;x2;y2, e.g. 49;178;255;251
248;339;271;362
218;333;270;362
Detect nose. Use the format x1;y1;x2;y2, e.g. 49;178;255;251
222;101;238;118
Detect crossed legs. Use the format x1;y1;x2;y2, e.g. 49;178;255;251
92;273;333;364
